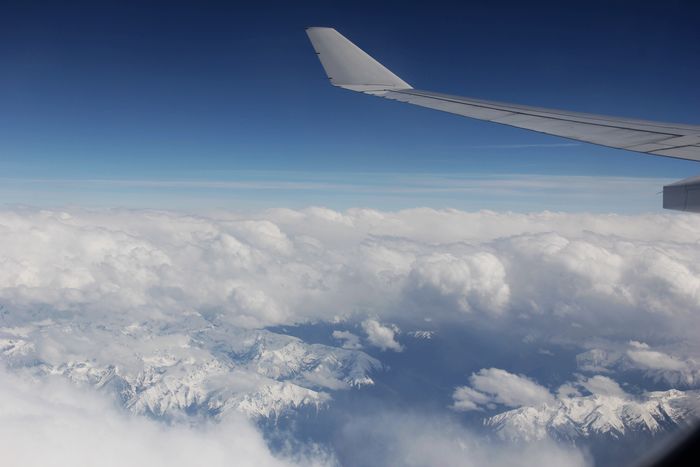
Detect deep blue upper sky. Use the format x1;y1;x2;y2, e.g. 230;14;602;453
1;0;699;210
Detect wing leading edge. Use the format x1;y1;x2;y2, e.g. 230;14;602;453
306;27;700;163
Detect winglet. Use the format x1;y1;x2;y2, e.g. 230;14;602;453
306;27;412;93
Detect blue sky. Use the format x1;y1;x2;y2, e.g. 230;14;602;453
1;0;699;211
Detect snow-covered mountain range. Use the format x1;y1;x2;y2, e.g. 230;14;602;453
0;308;380;420
485;389;700;442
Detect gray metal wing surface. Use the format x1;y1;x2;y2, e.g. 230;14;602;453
383;89;700;161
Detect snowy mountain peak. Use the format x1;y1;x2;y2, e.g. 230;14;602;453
485;389;700;442
0;313;381;420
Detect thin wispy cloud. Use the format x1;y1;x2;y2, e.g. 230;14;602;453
0;172;673;213
465;143;582;149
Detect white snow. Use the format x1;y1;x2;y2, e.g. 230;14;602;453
485;389;700;442
0;313;381;420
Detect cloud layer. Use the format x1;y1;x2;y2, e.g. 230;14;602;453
0;368;332;467
1;207;699;342
335;411;590;467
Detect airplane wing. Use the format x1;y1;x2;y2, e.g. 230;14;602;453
306;27;700;212
306;27;700;163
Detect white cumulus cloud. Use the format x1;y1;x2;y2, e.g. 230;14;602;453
452;369;638;413
407;252;510;314
577;341;700;388
578;375;626;398
332;330;362;350
361;319;403;352
452;368;555;411
0;207;699;342
627;341;688;371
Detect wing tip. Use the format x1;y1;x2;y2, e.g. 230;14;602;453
306;27;412;92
